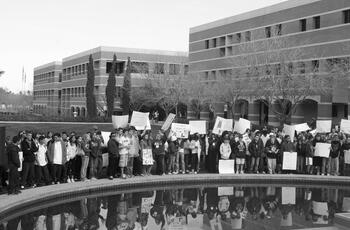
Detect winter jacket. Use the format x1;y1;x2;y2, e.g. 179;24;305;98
107;139;119;157
330;140;341;158
21;139;38;163
281;141;296;153
235;141;246;158
168;141;178;155
220;143;231;160
47;140;67;164
152;140;165;155
7;143;21;168
248;139;264;158
265;139;280;159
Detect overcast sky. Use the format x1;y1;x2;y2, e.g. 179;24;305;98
0;0;286;93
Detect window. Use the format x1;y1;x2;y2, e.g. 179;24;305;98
288;63;293;74
343;9;350;24
332;104;338;117
300;19;307;31
184;65;189;75
265;26;271;38
204;72;209;81
212;38;217;48
205;40;209;49
236;33;241;43
245;31;251;41
227;46;233;56
169;64;180;75
154;63;164;74
131;62;149;73
313;16;321;29
219;36;226;46
275;24;282;35
312;60;319;72
58;73;62;82
94;60;100;69
219;48;226;57
299;62;306;74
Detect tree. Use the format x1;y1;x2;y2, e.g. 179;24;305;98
121;57;131;115
225;32;347;125
86;54;97;118
130;82;158;112
105;54;117;117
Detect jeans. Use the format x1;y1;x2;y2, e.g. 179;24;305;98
142;165;152;175
297;156;305;173
108;155;119;177
321;157;330;175
35;165;51;185
267;158;276;174
176;152;185;172
167;154;176;173
328;157;339;175
127;156;134;176
8;166;20;193
51;164;63;183
21;162;35;186
190;154;199;172
89;157;99;179
65;161;74;180
80;156;89;180
155;155;165;175
250;157;260;172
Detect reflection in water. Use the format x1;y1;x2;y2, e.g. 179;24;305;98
1;186;350;230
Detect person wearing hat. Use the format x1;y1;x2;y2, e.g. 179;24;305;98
265;134;280;174
235;135;246;174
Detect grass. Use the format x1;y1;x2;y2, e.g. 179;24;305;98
0;122;162;139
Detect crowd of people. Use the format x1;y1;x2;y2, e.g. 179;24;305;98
2;124;350;195
1;186;345;229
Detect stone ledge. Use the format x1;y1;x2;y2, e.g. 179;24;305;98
1;174;350;222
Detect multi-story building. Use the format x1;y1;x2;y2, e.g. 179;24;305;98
189;0;350;126
33;46;188;117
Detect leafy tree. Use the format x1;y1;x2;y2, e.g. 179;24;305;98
105;54;117;117
121;57;131;115
86;54;97;118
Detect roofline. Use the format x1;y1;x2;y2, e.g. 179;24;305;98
34;61;62;71
62;46;188;62
189;0;322;34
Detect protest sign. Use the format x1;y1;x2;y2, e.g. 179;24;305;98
342;197;350;212
213;117;233;135
282;152;297;170
283;124;295;142
102;153;109;167
233;118;251;134
189;120;207;134
141;196;155;213
345;150;350;164
218;160;235;174
312;201;328;216
294;123;310;133
341;119;350;134
314;143;331;158
282;187;296;205
316;120;332;133
161;113;176;131
112;115;128;129
101;131;111;145
142;149;153;165
218;187;234;196
130;111;151;130
171;123;190;139
18;151;23;172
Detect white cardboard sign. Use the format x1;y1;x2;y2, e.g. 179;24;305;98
314;143;331;158
161;113;176;131
130;111;151;130
112;115;129;129
233;118;251;134
283;124;295;142
282;152;297;170
189;120;207;134
316;120;332;133
171;123;190;139
213;117;233;135
282;187;296;205
341;119;350;134
218;160;235;174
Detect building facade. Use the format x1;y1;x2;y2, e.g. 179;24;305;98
33;46;188;117
189;0;350;126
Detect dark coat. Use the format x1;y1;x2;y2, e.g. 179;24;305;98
20;139;38;163
7;143;20;168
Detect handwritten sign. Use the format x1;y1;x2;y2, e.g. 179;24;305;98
312;201;328;216
213;117;233;135
282;152;297;170
341;119;350;134
189;120;207;134
345;150;350;164
314;143;331;158
294;123;310;133
101;131;111;145
218;160;235;174
233;118;251;134
161;113;176;131
316;120;332;133
112;115;129;129
130;111;151;130
142;149;153;165
283;124;295;142
171;123;190;139
218;187;234;196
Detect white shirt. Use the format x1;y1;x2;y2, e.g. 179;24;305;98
66;143;77;161
36;144;48;166
53;141;63;165
119;136;130;155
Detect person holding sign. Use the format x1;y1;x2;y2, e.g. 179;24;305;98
152;132;166;175
281;135;296;174
118;129;131;179
140;133;154;176
265;134;280;174
248;133;264;174
189;134;201;174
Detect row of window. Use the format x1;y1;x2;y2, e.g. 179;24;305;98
203;57;350;80
34;71;56;84
204;9;350;50
33;90;55;99
61;87;86;98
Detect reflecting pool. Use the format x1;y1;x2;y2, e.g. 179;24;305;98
2;185;350;229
